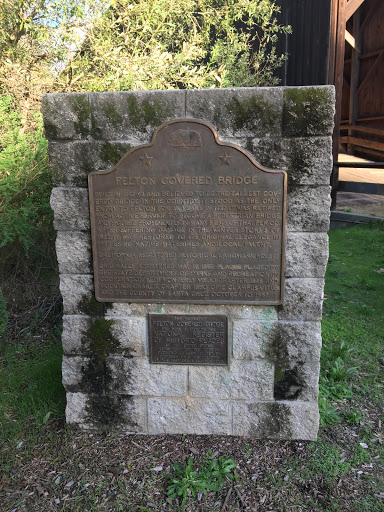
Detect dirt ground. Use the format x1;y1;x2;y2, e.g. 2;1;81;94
336;192;384;217
336;155;384;217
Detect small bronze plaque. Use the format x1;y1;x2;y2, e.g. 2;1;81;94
88;119;287;304
149;314;228;365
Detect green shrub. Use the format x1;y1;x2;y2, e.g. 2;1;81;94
0;94;53;254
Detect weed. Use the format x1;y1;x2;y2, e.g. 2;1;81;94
344;409;363;425
318;397;343;427
167;455;236;506
319;343;358;424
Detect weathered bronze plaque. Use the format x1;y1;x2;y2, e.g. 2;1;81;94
149;314;228;365
88;119;287;304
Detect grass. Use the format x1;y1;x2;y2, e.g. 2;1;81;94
321;223;384;415
0;339;66;461
0;223;383;511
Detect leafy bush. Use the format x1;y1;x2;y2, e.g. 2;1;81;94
70;0;291;91
0;94;53;253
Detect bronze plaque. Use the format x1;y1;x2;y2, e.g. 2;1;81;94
149;314;228;365
88;119;287;304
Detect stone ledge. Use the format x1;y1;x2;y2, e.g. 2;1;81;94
42;93;91;141
107;302;278;321
186;87;283;138
232;320;276;360
60;274;95;315
232;319;322;363
274;361;320;401
48;141;133;187
282;86;335;137
282;136;333;187
272;321;322;363
89;90;186;141
62;315;146;357
147;397;231;435
233;400;319;440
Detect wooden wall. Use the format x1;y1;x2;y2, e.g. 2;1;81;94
340;0;384;161
275;0;332;86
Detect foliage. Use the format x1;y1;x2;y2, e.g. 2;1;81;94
167;455;236;505
66;0;291;92
0;1;103;128
0;94;53;253
1;0;290;107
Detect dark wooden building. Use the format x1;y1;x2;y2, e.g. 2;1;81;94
275;0;384;207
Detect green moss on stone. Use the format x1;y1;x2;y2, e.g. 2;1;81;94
283;88;332;137
101;142;129;166
127;95;171;132
78;317;120;396
286;140;311;187
274;365;305;400
72;94;91;138
274;365;285;385
219;95;280;134
78;294;106;316
247;402;292;438
85;395;126;429
86;318;120;362
103;103;123;124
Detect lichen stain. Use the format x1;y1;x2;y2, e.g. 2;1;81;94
78;294;107;317
283;88;331;137
87;318;120;362
72;95;91;138
247;402;292;438
85;395;133;430
274;364;305;400
286;140;312;187
103;103;123;124
220;95;279;133
101;142;131;166
127;96;171;132
44;122;59;140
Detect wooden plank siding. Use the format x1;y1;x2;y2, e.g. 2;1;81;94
274;0;332;86
341;0;384;161
273;0;384;209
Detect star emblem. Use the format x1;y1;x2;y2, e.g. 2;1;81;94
218;152;232;165
139;153;153;166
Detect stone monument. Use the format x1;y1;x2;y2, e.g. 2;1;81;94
42;86;334;439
